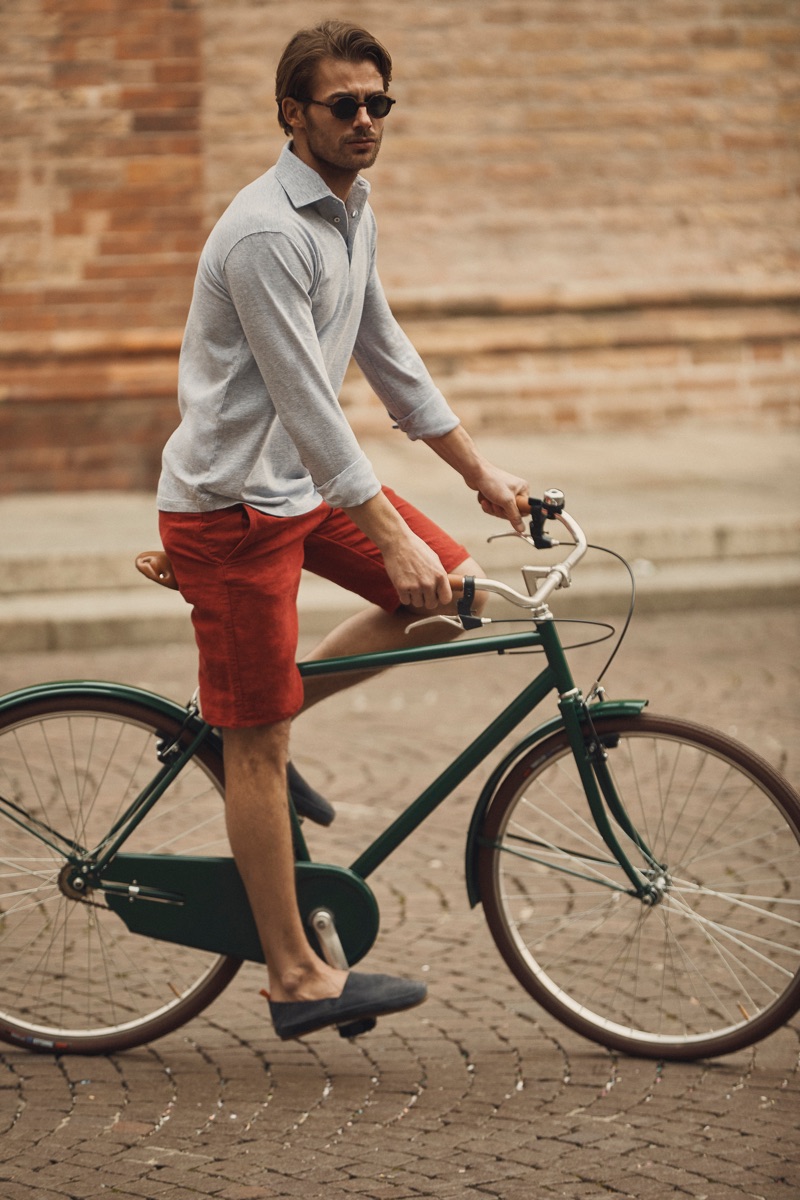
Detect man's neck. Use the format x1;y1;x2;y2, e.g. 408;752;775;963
290;141;356;203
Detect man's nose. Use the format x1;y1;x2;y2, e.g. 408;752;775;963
352;103;373;128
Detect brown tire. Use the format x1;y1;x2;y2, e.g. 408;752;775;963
478;714;800;1059
0;691;241;1054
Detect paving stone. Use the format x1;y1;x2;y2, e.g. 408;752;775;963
0;610;798;1199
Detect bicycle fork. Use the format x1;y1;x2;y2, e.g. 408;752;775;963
558;690;666;904
534;617;664;904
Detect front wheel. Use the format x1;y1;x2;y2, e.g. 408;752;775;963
0;692;241;1054
477;713;800;1060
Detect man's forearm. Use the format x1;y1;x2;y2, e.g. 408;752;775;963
342;488;409;553
342;488;452;609
422;424;529;531
422;424;495;491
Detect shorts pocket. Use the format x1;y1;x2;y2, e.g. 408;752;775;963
198;505;254;564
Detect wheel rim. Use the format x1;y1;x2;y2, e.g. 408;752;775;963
0;701;236;1050
484;718;800;1053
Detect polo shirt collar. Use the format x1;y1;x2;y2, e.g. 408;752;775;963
275;141;371;215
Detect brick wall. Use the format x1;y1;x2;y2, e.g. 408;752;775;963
1;0;204;490
203;1;800;290
1;0;798;492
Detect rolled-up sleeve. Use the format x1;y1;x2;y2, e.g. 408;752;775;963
353;264;461;441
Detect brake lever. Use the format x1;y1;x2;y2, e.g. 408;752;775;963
486;529;561;548
404;614;491;635
405;615;466;635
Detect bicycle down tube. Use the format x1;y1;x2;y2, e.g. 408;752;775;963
297;624;652;895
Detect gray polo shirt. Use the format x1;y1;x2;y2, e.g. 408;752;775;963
158;142;459;516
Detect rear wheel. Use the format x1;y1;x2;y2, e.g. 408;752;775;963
0;692;241;1054
478;713;800;1059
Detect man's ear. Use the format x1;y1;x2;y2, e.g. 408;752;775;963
281;96;306;131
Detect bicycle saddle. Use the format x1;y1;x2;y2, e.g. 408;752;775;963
136;550;179;590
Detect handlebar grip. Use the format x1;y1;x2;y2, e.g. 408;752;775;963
512;491;565;516
479;492;563;520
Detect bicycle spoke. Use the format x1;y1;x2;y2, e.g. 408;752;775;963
480;715;800;1058
0;697;238;1052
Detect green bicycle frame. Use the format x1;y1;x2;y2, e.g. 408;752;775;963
296;623;651;897
0;624;652;910
300;630;560;879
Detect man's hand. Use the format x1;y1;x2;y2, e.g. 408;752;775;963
381;530;452;610
474;465;529;533
343;491;452;610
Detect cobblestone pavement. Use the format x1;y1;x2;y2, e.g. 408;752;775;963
0;606;798;1200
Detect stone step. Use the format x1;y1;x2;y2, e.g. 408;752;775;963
1;513;798;598
343;353;799;431
2;556;798;654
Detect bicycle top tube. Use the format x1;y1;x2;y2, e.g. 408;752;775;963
298;629;544;677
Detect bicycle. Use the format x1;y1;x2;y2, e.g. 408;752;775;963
1;491;798;1061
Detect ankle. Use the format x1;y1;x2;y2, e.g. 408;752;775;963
270;960;346;1003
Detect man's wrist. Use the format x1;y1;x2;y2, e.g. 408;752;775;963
422;425;486;489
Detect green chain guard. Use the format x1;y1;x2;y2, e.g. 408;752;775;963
104;855;380;966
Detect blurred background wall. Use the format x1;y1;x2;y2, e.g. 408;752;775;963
1;0;798;492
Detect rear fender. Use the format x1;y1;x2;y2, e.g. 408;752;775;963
0;680;219;749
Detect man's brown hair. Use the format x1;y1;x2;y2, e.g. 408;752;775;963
275;19;393;136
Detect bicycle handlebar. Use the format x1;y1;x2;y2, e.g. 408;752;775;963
448;492;588;611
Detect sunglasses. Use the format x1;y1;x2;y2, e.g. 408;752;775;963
301;94;396;121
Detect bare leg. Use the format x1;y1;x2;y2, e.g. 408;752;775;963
222;720;345;1003
300;554;486;709
220;553;483;1024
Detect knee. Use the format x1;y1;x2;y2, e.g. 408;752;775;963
222;721;291;774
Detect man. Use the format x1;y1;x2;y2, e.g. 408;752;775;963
157;20;529;1040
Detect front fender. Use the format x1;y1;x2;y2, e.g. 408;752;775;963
464;699;647;907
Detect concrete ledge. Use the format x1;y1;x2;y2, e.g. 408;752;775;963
2;556;798;653
3;515;797;596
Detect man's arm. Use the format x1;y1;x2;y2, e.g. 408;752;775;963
422;424;529;533
342;490;453;610
353;262;461;443
343;425;529;611
224;233;383;509
353;264;529;528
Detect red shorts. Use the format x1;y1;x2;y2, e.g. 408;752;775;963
158;488;468;728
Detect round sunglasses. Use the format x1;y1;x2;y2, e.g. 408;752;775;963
300;94;396;121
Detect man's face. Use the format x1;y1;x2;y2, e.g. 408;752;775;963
287;57;388;183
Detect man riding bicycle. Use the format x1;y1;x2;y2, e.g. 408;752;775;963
156;19;529;1040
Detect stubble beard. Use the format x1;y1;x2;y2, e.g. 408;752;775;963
307;127;383;176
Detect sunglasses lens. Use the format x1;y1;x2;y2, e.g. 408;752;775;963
328;95;394;120
366;95;393;118
330;97;360;119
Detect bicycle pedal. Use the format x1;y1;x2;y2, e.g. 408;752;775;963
338;1017;377;1039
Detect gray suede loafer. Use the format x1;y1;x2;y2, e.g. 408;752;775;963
268;972;427;1040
